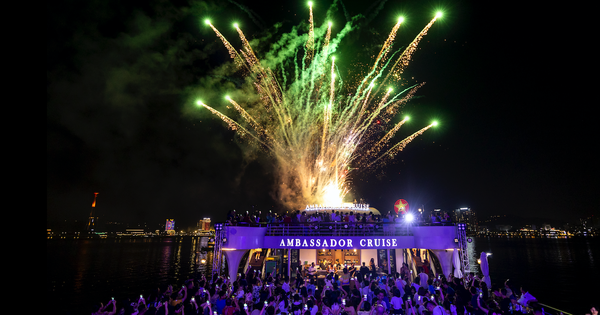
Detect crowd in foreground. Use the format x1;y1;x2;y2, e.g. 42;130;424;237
90;263;598;315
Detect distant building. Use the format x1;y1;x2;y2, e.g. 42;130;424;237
198;218;211;231
166;219;176;235
454;207;477;234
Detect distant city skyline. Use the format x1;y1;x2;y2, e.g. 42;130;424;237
47;204;597;235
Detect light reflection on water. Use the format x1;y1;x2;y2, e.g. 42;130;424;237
47;236;213;315
586;240;594;264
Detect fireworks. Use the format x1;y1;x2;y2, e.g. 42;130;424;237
197;4;442;209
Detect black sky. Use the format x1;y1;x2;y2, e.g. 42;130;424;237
47;0;596;229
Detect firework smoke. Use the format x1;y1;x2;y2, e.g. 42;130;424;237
198;4;442;210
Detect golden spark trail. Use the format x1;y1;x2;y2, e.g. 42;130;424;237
197;101;273;150
367;123;436;168
323;22;332;54
206;21;244;67
227;96;282;154
357;87;393;134
225;96;264;135
305;1;315;64
234;24;260;67
350;19;403;108
329;57;336;108
381;16;439;87
235;25;285;113
372;116;409;153
232;25;290;146
236;25;283;103
371;17;404;73
384;83;424;116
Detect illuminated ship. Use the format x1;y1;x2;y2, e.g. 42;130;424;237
211;204;472;283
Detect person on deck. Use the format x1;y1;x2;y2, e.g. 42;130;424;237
517;286;536;307
422;259;430;275
308;263;317;279
418;270;429;288
91;299;117;315
426;300;445;315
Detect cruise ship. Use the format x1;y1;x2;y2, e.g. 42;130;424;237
211;204;471;282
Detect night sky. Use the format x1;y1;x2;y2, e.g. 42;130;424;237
47;0;596;229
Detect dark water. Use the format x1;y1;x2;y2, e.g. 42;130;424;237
47;236;599;315
47;236;213;315
469;237;599;314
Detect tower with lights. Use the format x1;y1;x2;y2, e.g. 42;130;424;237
86;192;99;231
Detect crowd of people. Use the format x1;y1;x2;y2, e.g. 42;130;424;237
224;209;452;227
91;262;582;315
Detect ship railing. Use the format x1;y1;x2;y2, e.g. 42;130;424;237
222;221;456;236
538;303;572;315
509;302;573;315
261;222;452;236
223;220;455;227
266;222;393;236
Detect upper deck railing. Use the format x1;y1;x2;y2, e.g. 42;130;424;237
224;221;456;237
267;222;414;236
